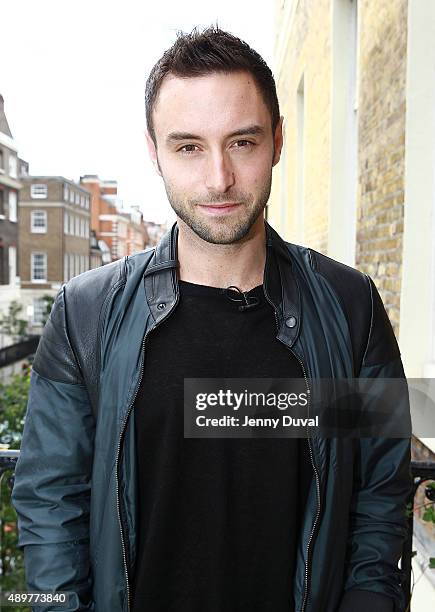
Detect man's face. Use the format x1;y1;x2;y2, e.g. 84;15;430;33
146;70;283;244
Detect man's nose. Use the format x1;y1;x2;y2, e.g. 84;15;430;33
204;151;235;193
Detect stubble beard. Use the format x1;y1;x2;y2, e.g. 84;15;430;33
160;166;273;245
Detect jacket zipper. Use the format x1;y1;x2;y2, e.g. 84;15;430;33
115;296;179;612
262;288;322;612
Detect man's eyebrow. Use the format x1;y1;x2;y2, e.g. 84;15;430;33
165;124;266;145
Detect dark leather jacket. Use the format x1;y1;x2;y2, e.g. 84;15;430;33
12;220;412;611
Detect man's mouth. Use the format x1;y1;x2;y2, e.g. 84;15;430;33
197;202;242;215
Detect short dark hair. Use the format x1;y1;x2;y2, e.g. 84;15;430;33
145;24;280;146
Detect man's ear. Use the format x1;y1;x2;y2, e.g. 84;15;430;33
145;130;162;177
272;115;284;167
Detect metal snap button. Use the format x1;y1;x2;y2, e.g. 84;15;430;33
157;302;166;310
285;315;297;328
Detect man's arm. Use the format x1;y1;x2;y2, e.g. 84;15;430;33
338;276;413;612
11;284;95;611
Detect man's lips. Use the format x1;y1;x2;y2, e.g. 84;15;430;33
197;202;242;215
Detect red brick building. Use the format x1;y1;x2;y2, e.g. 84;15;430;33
80;175;149;261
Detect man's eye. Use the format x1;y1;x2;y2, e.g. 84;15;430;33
233;140;254;149
178;144;199;154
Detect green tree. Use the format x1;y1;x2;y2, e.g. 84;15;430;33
0;365;31;611
0;302;29;344
39;294;55;328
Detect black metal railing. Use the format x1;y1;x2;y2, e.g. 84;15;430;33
0;336;40;369
0;449;19;474
1;451;434;609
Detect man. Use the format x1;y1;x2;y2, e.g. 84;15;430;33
12;25;412;612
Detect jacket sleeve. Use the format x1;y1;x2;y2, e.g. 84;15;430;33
11;283;96;612
338;276;413;612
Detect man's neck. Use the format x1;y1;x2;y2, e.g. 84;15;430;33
176;217;267;292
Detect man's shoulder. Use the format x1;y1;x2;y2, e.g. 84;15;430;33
286;242;373;374
64;257;125;298
284;242;370;310
63;248;156;303
287;241;368;289
38;249;156;410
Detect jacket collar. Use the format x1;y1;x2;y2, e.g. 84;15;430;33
144;220;301;347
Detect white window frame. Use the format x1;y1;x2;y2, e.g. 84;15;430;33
9;190;17;222
0;188;5;217
8;155;17;179
32;297;46;325
64;211;69;234
8;246;17;285
31;210;47;233
64;252;68;282
69;253;74;279
75;216;80;236
31;252;47;283
31;184;48;199
64;184;69;201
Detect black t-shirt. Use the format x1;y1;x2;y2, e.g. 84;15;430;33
131;280;305;612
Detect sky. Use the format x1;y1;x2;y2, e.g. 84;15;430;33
0;0;275;225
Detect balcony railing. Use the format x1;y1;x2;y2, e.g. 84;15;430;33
1;451;434;609
0;337;40;369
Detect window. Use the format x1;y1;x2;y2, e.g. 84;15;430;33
80;195;84;207
9;155;17;178
31;252;47;282
75;192;80;205
64;252;68;281
64;184;69;201
9;246;17;285
0;189;4;216
69;253;74;278
0;149;4;171
69;214;74;235
75;254;80;276
32;297;46;325
75;216;80;236
64;211;69;234
69;190;74;204
85;219;89;236
8;190;17;222
31;184;48;199
31;210;47;233
85;195;90;209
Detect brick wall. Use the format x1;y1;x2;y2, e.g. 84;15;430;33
356;0;408;335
